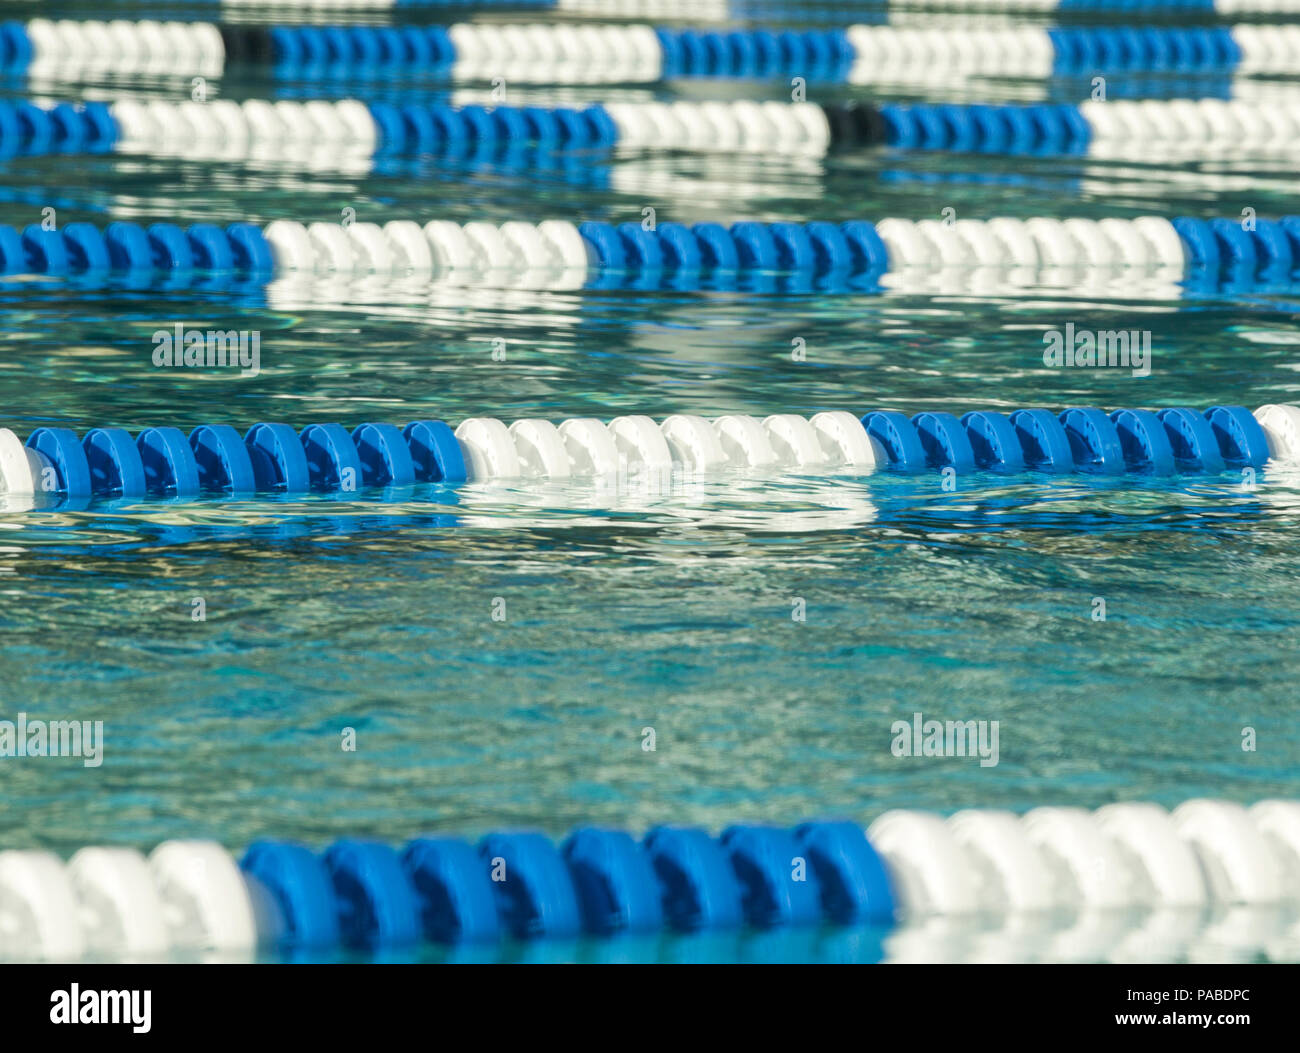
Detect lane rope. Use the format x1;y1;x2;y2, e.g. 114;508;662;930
2;798;1295;960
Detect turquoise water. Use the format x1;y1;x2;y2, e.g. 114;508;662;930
3;4;1300;961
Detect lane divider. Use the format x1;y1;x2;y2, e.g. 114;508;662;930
1;97;830;162
2;797;1295;960
9;215;1300;294
216;0;1300;17
2;405;1296;501
832;97;1300;157
5;20;1299;83
18;95;1300;164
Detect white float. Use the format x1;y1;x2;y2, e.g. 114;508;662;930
1020;807;1144;908
867;810;985;916
809;411;883;467
0;850;86;961
1248;800;1300;893
660;415;730;471
1254;404;1300;461
68;847;170;957
509;419;572;479
1172;799;1287;904
0;428;47;495
148;841;258;952
1092;802;1209;907
607;415;673;475
558;418;621;477
455;418;522;480
763;414;830;467
946;809;1061;913
712;415;778;468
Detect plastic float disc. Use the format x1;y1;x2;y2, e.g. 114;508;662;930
299;423;363;491
860;411;927;471
794;821;895;926
1158;407;1226;472
911;411;977;472
719;825;822;928
960;410;1025;472
345;222;394;275
149;841;259;952
809;410;883;468
499;222;558;270
1247;801;1300;891
712;415;778;468
423;220;478;272
189;424;256;493
762;414;829;467
245;423;312;493
1020;807;1146;909
1092;802;1209;907
305;221;357;274
61;221;111;272
146;222;195;271
136;426;201;496
26;426;92;496
866;810;984;916
401;838;502;944
322;839;422;950
1108;408;1176;475
0;850;86;960
509;419;572;479
0;427;41;494
643;826;744;932
478;832;582;940
1058;407;1126;474
262;220;315;271
607;415;673;475
1204;404;1270;468
82;427;147;497
1170;799;1287;905
661;414;729;471
185;222;234;271
103;221;153;270
402;420;467;483
351;422;416;487
240;841;340;950
454;417;521;481
557;418;620;476
67;847;170;956
946;810;1062;913
382;220;433;275
536;220;592;270
562;828;665;935
1008;409;1074;472
1254;404;1300;461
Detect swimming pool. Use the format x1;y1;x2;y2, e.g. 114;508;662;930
2;0;1299;963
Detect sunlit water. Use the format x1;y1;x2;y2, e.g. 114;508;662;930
2;2;1299;961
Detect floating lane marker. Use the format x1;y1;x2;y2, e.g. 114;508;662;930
3;797;1296;960
0;405;1292;502
6;21;1300;83
8;214;1300;298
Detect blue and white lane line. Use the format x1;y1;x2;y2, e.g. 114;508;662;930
214;0;1300;16
1;799;1296;960
22;95;1300;165
5;20;1300;83
2;404;1298;501
6;214;1300;298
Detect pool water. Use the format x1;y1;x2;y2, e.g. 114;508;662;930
3;2;1300;961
